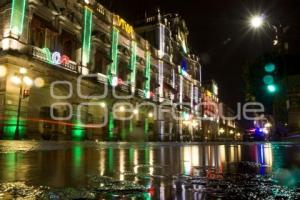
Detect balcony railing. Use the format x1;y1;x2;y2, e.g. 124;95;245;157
137;89;144;98
119;83;130;93
31;46;80;73
97;73;108;84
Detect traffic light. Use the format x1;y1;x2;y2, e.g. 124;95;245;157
264;63;275;73
263;62;277;94
267;84;277;93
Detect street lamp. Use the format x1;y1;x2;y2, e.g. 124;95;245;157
249;14;282;48
250;15;264;28
10;67;32;140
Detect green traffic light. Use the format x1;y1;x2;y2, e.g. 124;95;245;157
263;75;274;85
267;84;277;93
264;63;276;72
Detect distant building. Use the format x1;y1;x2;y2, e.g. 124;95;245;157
218;103;242;141
201;80;219;140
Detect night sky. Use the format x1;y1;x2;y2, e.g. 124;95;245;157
99;0;300;108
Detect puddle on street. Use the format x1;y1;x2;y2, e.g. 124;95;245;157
0;142;300;199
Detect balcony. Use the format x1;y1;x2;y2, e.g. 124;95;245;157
31;46;80;73
119;83;130;93
137;89;145;98
97;73;108;84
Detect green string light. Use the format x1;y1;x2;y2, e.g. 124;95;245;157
130;41;137;86
82;6;93;66
109;27;119;85
10;0;27;35
71;120;85;141
144;52;151;98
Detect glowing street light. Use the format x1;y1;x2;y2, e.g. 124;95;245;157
265;123;272;128
219;128;225;134
148;112;153;118
100;102;106;108
23;76;33;86
119;106;125;112
0;65;7;77
133;109;139;115
10;67;33;139
250;15;264;28
19;67;27;74
11;75;22;85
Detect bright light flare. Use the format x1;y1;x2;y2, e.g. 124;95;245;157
100;102;106;108
148;112;153;118
11;75;21;85
250;15;264;28
133;109;138;115
219;128;225;134
34;77;45;88
265;123;272;128
23;76;33;86
0;65;7;77
19;67;27;74
119;106;125;112
267;84;277;93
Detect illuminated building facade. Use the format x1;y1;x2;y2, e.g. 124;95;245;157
201;80;219;140
218;103;241;141
0;0;203;141
135;10;203;141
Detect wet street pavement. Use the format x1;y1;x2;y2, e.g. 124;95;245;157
0;141;300;199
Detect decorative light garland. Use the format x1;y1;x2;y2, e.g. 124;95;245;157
144;52;151;98
10;0;27;35
109;27;119;86
130;41;137;87
82;6;93;66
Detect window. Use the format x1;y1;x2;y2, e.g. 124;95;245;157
150;72;156;92
31;15;46;48
58;30;79;61
31;14;57;50
118;60;130;84
136;69;144;90
94;49;108;75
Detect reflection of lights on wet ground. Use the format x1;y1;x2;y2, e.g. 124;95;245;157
218;145;226;168
119;149;125;181
192;146;199;166
265;143;273;167
257;143;273;172
257;144;274;175
108;148;114;174
183;147;192;175
99;149;105;176
4;152;16;180
211;146;215;167
134;149;138;182
160;182;165;200
183;146;200;175
229;146;236;162
72;146;83;180
149;148;154;176
238;145;241;160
